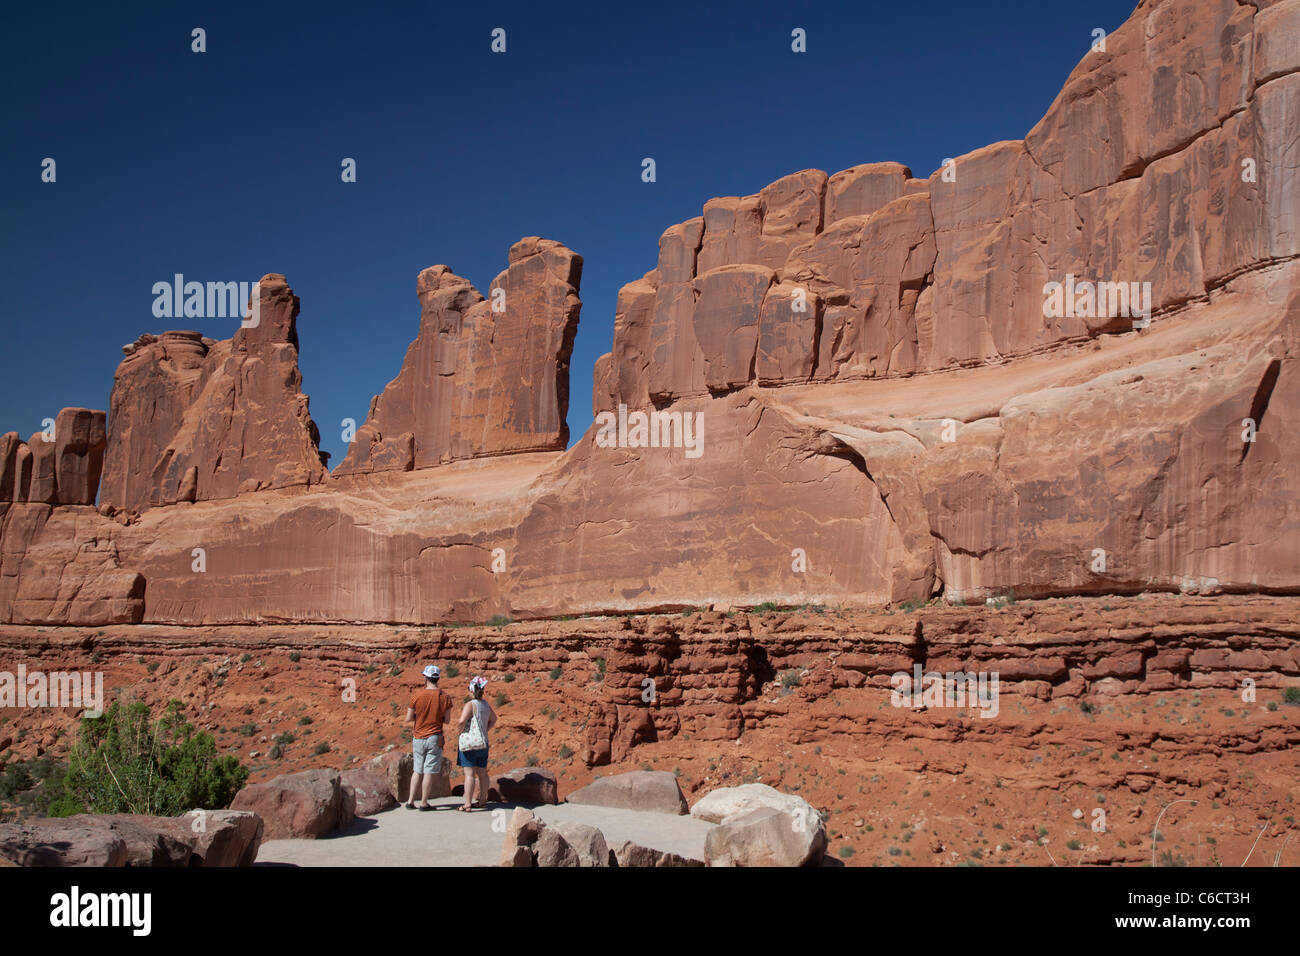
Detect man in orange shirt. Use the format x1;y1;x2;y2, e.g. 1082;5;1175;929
403;664;452;810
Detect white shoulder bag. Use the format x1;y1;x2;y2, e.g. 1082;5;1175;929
459;701;487;752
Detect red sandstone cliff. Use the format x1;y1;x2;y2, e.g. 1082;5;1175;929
0;0;1296;627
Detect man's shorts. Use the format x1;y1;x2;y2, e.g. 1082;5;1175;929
412;734;444;774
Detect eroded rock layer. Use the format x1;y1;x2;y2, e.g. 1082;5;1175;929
3;596;1295;866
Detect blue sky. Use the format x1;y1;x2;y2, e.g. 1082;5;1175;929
1;0;1139;466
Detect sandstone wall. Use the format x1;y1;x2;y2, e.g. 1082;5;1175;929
0;408;142;625
0;0;1296;627
595;0;1300;407
98;274;327;514
335;237;583;475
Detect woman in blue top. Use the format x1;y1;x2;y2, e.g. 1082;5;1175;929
456;676;496;811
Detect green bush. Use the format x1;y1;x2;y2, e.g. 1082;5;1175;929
48;699;248;817
0;757;66;816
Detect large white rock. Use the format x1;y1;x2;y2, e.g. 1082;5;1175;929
690;783;816;825
704;806;828;867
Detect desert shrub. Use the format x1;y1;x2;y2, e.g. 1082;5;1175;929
0;757;66;817
48;699;247;817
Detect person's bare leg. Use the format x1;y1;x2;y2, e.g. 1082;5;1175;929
406;772;423;807
421;771;435;806
476;767;490;806
462;768;476;809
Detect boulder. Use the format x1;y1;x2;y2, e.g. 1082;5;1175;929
551;822;611;867
341;768;398;815
609;840;704;868
0;810;261;868
366;749;413;802
56;814;196;866
182;809;264;866
0;821;129;867
499;807;544;867
703;806;827;867
534;827;580;868
230;768;346;839
690;782;817;824
492;767;559;805
567;771;688;815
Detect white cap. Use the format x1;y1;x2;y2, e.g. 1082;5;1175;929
422;665;440;680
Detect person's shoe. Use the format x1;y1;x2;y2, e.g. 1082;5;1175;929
404;802;416;809
418;804;435;811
